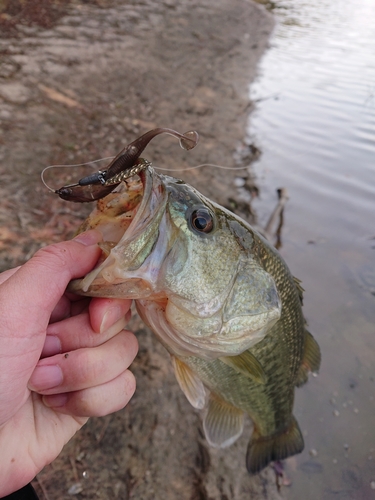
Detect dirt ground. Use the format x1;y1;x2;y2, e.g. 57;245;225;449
0;1;285;498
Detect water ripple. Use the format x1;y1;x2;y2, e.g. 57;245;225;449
248;2;375;494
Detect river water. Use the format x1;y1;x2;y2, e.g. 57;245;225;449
249;0;375;498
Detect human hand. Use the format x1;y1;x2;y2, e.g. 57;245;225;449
0;231;138;496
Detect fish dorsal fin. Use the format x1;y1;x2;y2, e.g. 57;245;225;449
171;356;206;409
219;351;267;384
203;393;244;448
295;329;321;387
246;415;304;474
293;276;305;305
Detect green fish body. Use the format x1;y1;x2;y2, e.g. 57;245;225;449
70;165;320;474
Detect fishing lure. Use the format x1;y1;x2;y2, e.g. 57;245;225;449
55;128;199;203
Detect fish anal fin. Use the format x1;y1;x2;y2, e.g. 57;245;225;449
203;393;244;448
220;350;267;384
172;356;206;409
296;329;321;387
246;415;304;475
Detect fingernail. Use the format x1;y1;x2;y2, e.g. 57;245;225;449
100;306;123;333
42;336;62;357
73;230;101;246
102;316;127;339
28;365;63;391
43;393;68;408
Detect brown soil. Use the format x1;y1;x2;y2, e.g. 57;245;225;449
0;1;284;498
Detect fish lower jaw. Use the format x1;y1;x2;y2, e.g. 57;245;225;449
164;301;279;357
136;299;275;360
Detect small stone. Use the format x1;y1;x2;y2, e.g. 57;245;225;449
354;408;359;414
0;109;11;119
234;177;245;187
82;471;89;479
333;410;340;417
0;83;31;104
343;443;349;450
309;448;318;457
371;481;375;490
68;483;83;495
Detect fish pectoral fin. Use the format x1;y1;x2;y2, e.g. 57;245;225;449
203;393;244;448
171;357;206;409
295;329;321;387
219;351;267;384
246;415;304;475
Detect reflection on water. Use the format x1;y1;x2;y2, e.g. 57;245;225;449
249;0;375;498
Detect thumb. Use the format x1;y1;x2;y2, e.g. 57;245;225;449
0;230;102;334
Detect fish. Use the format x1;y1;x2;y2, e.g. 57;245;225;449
68;163;321;474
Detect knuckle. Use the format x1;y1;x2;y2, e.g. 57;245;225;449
35;244;70;269
113;332;138;368
72;348;105;384
124;370;136;399
120;330;139;362
33;244;74;285
75;392;104;417
71;371;136;417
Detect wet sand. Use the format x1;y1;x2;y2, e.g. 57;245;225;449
0;1;282;498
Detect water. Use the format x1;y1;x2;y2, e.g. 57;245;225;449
248;0;375;497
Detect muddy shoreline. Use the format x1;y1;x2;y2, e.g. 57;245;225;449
0;1;281;498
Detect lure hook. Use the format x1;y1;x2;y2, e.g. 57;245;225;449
55;128;199;203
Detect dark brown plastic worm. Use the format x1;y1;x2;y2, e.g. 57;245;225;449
55;128;199;202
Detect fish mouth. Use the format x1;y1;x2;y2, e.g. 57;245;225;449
68;166;169;298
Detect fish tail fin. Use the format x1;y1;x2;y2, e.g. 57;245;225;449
296;329;321;387
246;415;304;475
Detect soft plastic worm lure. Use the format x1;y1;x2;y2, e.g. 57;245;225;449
55;128;199;202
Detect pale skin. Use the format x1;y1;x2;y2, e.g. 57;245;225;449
0;230;138;496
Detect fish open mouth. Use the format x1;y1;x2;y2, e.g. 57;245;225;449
69;166;169;298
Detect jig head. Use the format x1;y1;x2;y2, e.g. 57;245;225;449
55;128;199;202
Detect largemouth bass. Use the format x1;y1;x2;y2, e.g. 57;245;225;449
69;164;321;474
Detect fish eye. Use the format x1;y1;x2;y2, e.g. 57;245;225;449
190;207;214;234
